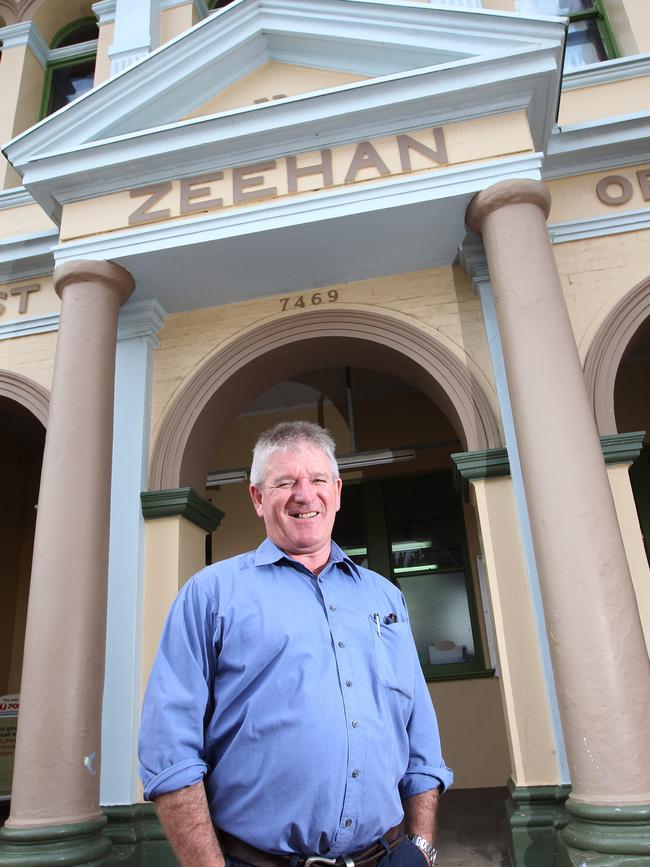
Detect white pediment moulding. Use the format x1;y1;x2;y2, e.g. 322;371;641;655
0;21;49;68
562;52;650;91
544;111;650;179
117;299;167;346
548;209;650;243
0;187;35;211
0;312;59;342
0;228;58;284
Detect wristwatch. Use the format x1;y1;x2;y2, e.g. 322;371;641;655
406;835;437;865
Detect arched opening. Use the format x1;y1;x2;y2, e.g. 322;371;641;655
149;315;509;859
614;314;650;562
0;389;46;818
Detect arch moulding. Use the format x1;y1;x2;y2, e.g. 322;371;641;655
584;276;650;436
149;308;502;491
0;369;49;426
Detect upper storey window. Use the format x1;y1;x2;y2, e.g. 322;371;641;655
516;0;619;70
41;17;99;117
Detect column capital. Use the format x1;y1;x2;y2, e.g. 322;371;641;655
53;259;135;306
466;179;551;237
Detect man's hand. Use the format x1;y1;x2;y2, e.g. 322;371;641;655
403;788;440;863
155;781;225;867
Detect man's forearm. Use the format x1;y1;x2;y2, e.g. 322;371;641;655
155;781;225;867
402;787;440;845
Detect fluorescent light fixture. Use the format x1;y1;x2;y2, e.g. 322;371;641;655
206;468;248;487
391;540;432;552
337;448;415;470
394;564;439;574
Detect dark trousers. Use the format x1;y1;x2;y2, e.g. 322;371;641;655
226;838;428;867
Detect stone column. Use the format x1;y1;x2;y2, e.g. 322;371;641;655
0;261;134;867
466;180;650;866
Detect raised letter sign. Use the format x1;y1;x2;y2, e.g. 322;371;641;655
397;128;448;172
637;169;650;202
129;182;173;226
11;283;40;314
596;175;633;206
344;141;390;184
180;173;224;215
286;150;334;193
232;161;278;204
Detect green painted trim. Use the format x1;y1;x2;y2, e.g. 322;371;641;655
423;666;495;683
0;816;111;866
506;779;571;867
562;799;650;856
451;448;510;481
102;805;179;866
141;487;225;532
601;431;647;466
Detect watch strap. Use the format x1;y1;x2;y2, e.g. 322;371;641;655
406;835;437;865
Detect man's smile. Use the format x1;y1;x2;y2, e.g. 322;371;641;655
291;511;319;519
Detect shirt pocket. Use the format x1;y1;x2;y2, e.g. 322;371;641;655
369;616;415;699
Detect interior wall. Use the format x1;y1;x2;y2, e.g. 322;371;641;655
0;397;44;695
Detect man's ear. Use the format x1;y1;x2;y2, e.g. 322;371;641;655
249;484;264;517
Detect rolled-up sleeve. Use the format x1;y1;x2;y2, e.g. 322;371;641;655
398;610;454;797
138;576;219;800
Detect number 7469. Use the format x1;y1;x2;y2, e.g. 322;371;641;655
280;290;339;311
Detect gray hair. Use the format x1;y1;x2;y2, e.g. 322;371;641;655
250;421;340;487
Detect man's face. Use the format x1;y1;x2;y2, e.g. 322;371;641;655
250;443;342;562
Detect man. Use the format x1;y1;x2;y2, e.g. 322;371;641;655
139;421;452;867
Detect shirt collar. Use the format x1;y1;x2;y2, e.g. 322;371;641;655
254;537;360;578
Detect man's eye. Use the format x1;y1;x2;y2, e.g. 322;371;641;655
312;478;327;485
276;481;294;488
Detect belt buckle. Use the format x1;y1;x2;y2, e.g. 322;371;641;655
304;858;340;867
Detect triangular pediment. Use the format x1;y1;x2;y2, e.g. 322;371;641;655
184;61;369;121
4;0;565;220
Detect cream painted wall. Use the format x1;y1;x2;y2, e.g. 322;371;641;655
605;0;650;55
149;267;497;451
0;44;45;189
94;20;114;86
32;0;94;43
429;678;511;789
558;76;650;126
160;3;194;46
0;204;56;238
141;515;207;694
471;477;561;786
552;230;650;363
184;61;368;119
0;332;57;390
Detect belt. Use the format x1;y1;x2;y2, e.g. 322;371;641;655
219;827;403;867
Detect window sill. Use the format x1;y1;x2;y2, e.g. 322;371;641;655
423;665;495;683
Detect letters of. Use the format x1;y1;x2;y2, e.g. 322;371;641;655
128;128;448;227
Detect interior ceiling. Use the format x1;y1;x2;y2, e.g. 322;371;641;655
242;366;417;415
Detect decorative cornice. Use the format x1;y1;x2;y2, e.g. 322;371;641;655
0;229;58;284
0;187;34;211
0;312;59;341
543;112;650;180
117;299;167;345
0;20;48;68
457;243;489;283
562;52;650;92
140;487;225;532
93;0;117;25
452;435;646;494
49;40;99;64
548;209;650;244
600;431;647;465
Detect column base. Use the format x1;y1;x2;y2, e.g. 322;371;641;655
506;779;570;867
558;799;650;866
0;815;111;866
103;804;177;866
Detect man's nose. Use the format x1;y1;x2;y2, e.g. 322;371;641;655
291;478;313;501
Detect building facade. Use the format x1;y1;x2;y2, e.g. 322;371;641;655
0;0;649;864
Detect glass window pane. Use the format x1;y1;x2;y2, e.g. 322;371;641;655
334;484;369;568
565;20;607;70
399;570;475;667
56;22;99;47
49;61;95;114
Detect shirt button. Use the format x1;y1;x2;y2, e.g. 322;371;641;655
344;819;352;828
329;604;336;611
346;680;352;687
338;641;345;648
352;769;360;778
351;720;359;728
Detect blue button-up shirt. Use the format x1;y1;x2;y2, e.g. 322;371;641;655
139;539;453;856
